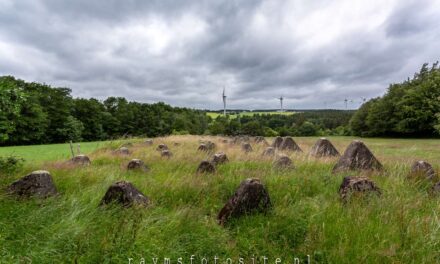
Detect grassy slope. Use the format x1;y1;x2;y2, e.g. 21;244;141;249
1;136;440;263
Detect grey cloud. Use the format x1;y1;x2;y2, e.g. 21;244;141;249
385;0;439;38
0;0;439;110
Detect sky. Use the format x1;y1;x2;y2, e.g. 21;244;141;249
1;0;439;110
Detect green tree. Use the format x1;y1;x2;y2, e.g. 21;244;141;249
241;121;264;136
8;96;47;145
225;119;241;136
0;76;26;142
30;84;74;142
208;116;227;135
350;99;378;137
434;113;440;134
394;63;440;136
295;121;318;136
56;116;84;142
350;62;440;137
73;98;107;141
263;127;278;137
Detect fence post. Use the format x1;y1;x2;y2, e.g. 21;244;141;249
69;141;75;158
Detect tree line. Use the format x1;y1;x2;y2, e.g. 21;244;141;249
208;110;353;137
350;62;440;137
0;75;355;146
0;76;209;146
3;61;438;146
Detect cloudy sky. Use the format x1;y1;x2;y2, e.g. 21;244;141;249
1;0;439;110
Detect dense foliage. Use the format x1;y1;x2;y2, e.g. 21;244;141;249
0;155;24;174
350;62;440;137
208;110;353;137
0;76;209;146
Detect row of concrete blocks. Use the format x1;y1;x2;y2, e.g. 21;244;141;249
6;139;440;225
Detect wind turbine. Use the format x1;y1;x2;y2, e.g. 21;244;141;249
344;98;348;109
278;96;284;112
222;87;227;116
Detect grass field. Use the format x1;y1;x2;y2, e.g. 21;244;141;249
207;111;294;119
1;136;440;263
0;139;137;163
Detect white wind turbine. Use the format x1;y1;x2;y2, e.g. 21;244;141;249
222;87;227;116
278;96;284;112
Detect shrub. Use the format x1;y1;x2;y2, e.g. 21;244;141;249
0;155;24;174
295;121;318;136
171;129;189;135
263;126;279;137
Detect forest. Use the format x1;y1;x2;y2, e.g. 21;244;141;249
0;76;354;146
350;62;440;137
0;76;209;146
1;61;440;146
207;110;353;137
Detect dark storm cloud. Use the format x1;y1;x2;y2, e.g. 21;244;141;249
385;0;439;38
0;0;439;109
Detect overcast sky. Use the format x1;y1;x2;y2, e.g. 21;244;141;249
1;0;439;110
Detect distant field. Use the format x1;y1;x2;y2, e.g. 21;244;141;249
0;139;135;163
1;136;440;263
207;111;294;119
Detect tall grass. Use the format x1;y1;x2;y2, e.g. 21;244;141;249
1;136;440;263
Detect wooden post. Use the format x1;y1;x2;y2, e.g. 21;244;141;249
69;141;75;158
77;144;81;155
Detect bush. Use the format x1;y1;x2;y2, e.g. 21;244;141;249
263;126;279;137
0;156;24;174
330;125;351;136
171;129;189;135
241;121;263;136
277;127;292;137
295;121;318;136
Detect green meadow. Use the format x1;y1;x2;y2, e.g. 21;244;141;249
1;136;440;263
0;141;109;163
